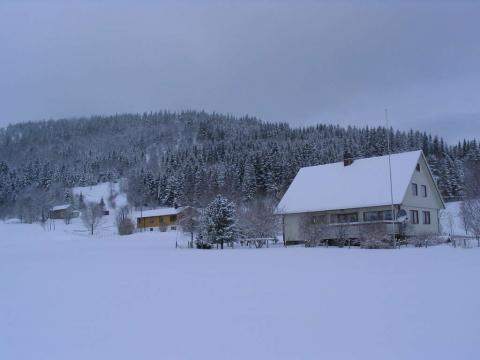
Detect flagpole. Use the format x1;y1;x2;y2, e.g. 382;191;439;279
386;109;396;248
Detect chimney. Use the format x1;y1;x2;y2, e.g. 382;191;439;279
343;152;353;166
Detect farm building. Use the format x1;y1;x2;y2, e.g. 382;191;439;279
276;150;445;244
49;204;79;220
136;206;194;231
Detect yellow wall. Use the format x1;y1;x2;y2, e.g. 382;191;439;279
137;214;178;229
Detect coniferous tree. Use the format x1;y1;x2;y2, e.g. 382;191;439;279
202;195;236;249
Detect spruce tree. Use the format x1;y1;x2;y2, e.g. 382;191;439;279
203;195;236;249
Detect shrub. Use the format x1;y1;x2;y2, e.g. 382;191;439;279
118;218;135;235
360;224;393;249
195;240;212;249
408;234;445;248
360;236;393;249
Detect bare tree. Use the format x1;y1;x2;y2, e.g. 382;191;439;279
178;207;200;248
81;202;104;235
237;198;281;248
115;205;134;235
63;207;74;225
332;223;349;247
460;160;480;246
300;213;329;247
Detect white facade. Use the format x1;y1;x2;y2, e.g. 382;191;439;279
277;151;445;243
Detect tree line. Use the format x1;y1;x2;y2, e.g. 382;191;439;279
0;110;479;221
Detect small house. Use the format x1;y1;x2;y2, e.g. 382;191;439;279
136;207;193;231
49;204;78;220
276;150;445;244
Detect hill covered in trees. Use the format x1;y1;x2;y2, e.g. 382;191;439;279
0;111;479;221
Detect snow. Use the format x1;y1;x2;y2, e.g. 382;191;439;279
50;204;71;211
73;182;127;210
1;222;480;360
440;201;472;237
136;207;185;218
276;150;424;214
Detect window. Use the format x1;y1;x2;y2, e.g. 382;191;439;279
423;211;431;224
170;226;177;230
363;210;394;222
416;163;420;172
334;213;358;223
383;210;393;220
412;183;418;196
312;215;327;224
410;210;419;224
421;185;427;197
363;211;381;222
170;215;177;222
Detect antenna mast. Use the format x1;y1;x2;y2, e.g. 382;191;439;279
386;109;396;248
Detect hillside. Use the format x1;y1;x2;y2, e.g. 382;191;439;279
0;111;479;220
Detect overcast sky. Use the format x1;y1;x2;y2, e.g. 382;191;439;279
1;0;479;143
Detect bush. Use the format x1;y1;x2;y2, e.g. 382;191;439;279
117;218;135;235
408;234;444;248
360;236;393;249
359;224;393;249
195;240;212;249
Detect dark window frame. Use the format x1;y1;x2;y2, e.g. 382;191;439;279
410;210;419;224
334;212;358;223
412;183;418;196
312;215;327;224
421;185;427;197
423;211;431;224
363;210;393;222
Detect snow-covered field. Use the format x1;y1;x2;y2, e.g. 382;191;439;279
1;221;479;360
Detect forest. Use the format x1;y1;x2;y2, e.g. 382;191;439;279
0;110;479;221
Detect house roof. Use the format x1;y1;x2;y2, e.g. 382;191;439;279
51;204;71;211
276;150;428;215
137;207;186;218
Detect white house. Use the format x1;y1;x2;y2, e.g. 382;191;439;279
276;150;445;244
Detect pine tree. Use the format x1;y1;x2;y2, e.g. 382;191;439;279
78;193;85;209
241;159;257;202
202;195;236;249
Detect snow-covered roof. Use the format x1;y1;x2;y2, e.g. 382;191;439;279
276;150;424;215
137;207;186;218
51;204;71;211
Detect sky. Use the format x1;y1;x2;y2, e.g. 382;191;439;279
0;0;479;143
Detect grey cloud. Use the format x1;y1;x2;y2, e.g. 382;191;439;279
0;1;479;142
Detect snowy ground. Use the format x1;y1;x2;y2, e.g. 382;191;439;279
1;221;479;360
73;182;128;210
440;201;472;237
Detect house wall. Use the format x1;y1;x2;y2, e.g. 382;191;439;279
283;205;400;243
137;214;178;230
283;198;442;243
401;155;444;236
50;209;69;219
